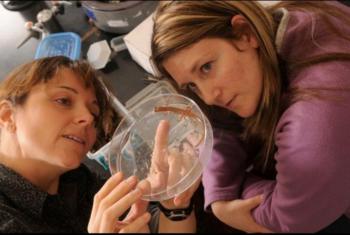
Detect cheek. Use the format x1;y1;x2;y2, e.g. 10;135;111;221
15;118;55;157
16;109;47;138
15;106;66;147
88;128;97;148
219;67;240;87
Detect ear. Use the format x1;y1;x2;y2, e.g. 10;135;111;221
230;14;259;49
0;100;16;133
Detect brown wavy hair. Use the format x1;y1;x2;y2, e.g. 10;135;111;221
0;56;119;152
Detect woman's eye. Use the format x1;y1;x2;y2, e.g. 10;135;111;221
200;62;212;74
55;97;71;106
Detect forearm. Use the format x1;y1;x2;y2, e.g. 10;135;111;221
241;170;349;232
158;211;196;233
203;127;250;210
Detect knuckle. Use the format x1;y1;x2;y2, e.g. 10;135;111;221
93;193;102;202
98;199;110;212
102;209;114;221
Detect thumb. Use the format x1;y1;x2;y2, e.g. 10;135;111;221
125;199;149;222
243;194;264;210
124;180;151;222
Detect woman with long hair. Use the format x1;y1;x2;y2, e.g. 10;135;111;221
151;1;350;232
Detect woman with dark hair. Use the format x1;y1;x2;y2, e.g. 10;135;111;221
0;56;198;233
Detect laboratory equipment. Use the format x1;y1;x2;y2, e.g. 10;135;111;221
34;32;81;60
81;1;158;34
87;40;111;69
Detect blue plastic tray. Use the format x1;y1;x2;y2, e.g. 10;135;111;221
35;32;81;60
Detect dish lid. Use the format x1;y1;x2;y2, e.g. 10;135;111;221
107;93;213;201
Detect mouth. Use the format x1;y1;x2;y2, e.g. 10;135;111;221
62;134;86;146
225;95;237;108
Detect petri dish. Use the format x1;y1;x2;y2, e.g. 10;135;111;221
107;93;213;201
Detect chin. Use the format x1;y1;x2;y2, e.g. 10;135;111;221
237;113;251;118
61;155;84;170
62;161;81;170
235;107;256;118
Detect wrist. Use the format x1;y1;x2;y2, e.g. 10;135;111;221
160;199;191;210
158;198;194;221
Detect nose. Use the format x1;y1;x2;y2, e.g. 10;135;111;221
198;82;221;106
75;106;95;127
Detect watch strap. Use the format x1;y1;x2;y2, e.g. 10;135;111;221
157;198;194;221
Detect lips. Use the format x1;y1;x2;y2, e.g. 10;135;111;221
225;95;237;109
62;134;86;145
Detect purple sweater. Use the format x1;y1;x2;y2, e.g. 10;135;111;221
202;2;350;232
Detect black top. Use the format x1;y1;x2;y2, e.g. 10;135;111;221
0;163;159;233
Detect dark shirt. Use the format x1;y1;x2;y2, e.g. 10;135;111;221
0;163;160;233
0;163;105;232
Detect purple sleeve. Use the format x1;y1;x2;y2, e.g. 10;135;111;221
202;127;249;211
241;3;350;232
241;97;350;232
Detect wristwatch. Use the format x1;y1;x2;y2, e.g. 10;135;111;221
158;199;194;221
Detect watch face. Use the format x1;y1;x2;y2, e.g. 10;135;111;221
158;200;194;221
167;210;188;221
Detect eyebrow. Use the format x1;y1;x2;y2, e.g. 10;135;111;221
191;49;212;74
57;86;78;94
178;61;199;89
57;86;100;112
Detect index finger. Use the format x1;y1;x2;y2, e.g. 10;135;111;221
148;120;170;192
152;120;170;162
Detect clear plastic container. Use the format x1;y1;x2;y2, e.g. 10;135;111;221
87;40;111;70
125;80;178;110
87;80;177;170
34;32;81;60
107;93;213;201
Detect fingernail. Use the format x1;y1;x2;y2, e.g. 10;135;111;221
126;176;137;184
137;180;151;193
133;187;143;197
114;172;123;179
135;185;144;195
